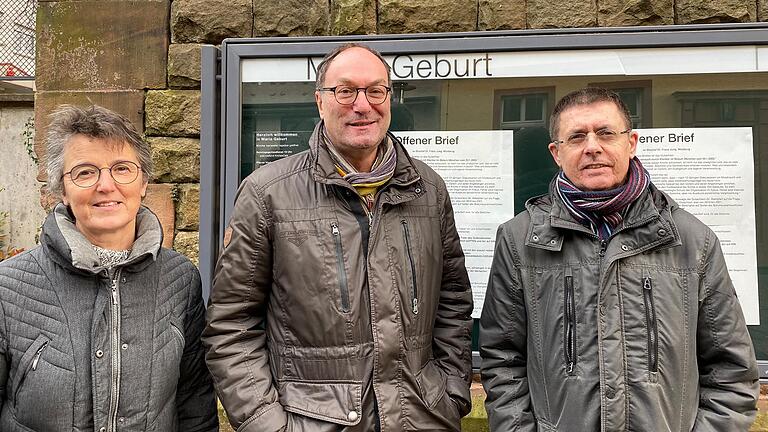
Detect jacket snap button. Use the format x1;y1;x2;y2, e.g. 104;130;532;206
621;244;630;251
549;239;557;245
99;428;106;432
95;350;104;358
658;228;667;236
118;417;125;423
532;235;539;242
347;411;358;422
121;343;128;350
415;187;422;193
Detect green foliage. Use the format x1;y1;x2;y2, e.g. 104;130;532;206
21;116;37;165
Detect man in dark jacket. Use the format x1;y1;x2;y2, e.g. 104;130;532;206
480;87;759;431
203;43;473;432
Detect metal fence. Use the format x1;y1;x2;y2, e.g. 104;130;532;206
0;0;36;78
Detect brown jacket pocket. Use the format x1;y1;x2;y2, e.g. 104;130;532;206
279;380;363;426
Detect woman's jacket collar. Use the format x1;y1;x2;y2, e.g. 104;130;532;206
42;203;163;274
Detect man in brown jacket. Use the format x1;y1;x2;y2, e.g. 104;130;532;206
204;43;473;432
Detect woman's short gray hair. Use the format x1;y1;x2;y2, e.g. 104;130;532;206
46;104;153;197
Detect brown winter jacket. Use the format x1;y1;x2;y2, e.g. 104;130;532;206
203;122;474;432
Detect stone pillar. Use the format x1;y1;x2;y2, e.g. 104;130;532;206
35;0;174;247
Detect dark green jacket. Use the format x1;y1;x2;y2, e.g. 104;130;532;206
480;182;759;431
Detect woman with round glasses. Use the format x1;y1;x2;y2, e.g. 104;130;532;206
0;105;218;431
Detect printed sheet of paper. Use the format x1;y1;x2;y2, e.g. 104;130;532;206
636;128;759;325
393;131;515;318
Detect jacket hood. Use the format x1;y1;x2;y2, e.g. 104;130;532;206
523;179;682;252
41;203;163;274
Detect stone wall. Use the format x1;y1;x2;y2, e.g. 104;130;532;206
0;105;45;251
34;0;767;263
34;2;767;430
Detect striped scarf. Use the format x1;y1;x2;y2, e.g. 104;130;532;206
556;157;650;239
323;128;397;210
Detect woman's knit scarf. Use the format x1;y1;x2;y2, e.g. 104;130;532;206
556;157;650;239
323;127;397;210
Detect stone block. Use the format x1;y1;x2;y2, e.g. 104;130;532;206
175;184;200;231
36;1;168;91
148;137;200;183
478;0;526;30
254;0;329;36
461;381;489;432
143;183;175;248
171;0;252;44
173;231;199;266
330;0;376;35
762;0;768;21
527;0;596;28
598;0;674;26
145;90;200;137
168;44;202;89
379;0;477;33
676;0;756;23
34;90;145;182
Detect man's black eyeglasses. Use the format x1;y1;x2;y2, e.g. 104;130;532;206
317;85;391;105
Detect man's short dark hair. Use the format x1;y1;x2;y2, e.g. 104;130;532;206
315;43;391;89
549;87;632;142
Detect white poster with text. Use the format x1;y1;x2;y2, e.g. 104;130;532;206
393;131;515;318
636;127;759;325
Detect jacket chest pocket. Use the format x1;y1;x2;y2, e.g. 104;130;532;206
272;215;358;346
527;264;590;378
391;207;441;342
617;264;689;383
563;268;577;375
11;334;74;429
273;218;333;304
401;219;419;316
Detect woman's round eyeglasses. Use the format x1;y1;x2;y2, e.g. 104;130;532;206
63;161;142;188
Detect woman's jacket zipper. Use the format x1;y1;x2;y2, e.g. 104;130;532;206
108;269;123;432
331;222;350;313
401;220;419;315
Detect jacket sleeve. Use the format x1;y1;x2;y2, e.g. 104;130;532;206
202;180;287;432
177;267;219;432
479;224;536;431
433;188;474;416
693;231;759;431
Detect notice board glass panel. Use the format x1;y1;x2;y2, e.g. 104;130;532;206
218;30;768;365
